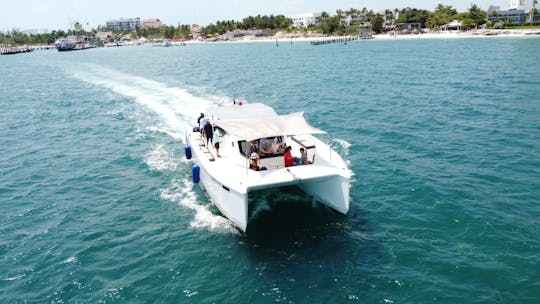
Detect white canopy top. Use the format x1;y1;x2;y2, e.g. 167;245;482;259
207;103;277;120
213;111;325;142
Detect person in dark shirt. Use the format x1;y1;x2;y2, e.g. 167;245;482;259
204;121;213;146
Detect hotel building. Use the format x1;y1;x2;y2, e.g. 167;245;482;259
105;18;141;31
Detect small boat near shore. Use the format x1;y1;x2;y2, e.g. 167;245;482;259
186;102;351;231
56;40;97;52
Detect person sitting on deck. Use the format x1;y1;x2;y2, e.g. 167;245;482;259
275;142;286;153
248;140;259;155
273;136;286;153
249;152;266;171
259;138;273;155
283;146;294;167
299;148;311;165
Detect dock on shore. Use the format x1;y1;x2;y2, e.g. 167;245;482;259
310;36;361;46
1;45;56;55
1;46;33;55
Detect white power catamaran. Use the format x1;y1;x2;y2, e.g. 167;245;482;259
186;102;351;231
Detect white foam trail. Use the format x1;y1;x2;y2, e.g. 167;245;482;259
332;138;351;156
62;256;77;264
66;64;225;142
160;178;238;234
145;144;181;171
65;64;238;233
4;274;25;281
331;138;354;174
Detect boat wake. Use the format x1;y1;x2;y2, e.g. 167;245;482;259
145;144;180;172
65;64;236;233
331;138;351;156
160;178;239;234
66;63;224;141
332;138;353;170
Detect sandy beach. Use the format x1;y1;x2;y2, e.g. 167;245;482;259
207;28;540;43
373;28;540;40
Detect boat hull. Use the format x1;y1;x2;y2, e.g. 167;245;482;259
298;175;349;214
197;163;248;231
193;151;349;231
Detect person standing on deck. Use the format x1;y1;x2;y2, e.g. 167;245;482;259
213;126;221;157
204;121;213;146
199;115;207;141
197;113;204;127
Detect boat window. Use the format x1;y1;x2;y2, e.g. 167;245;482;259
290;136;316;149
238;138;286;158
238;140;249;156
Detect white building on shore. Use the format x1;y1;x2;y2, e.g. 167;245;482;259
22;29;51;35
488;0;539;24
106;18;141;31
290;13;322;28
508;0;534;11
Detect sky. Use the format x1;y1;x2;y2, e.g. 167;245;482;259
2;0;510;32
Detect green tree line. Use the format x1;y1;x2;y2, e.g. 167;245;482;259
96;24;192;40
1;29;68;46
201;14;292;36
199;4;489;37
133;25;191;40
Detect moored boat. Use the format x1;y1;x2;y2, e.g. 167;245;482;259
56;40;77;51
186;102;351;232
56;40;97;52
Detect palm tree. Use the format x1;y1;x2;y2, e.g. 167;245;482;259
346;8;360;18
316;11;329;27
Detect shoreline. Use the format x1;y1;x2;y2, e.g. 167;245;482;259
205;28;540;44
12;28;540;49
373;28;540;40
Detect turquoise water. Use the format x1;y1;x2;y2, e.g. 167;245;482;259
1;38;539;303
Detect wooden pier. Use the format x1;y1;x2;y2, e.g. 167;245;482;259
310;36;359;46
1;45;56;55
1;46;33;55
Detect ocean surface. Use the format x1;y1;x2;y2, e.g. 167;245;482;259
1;37;539;303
